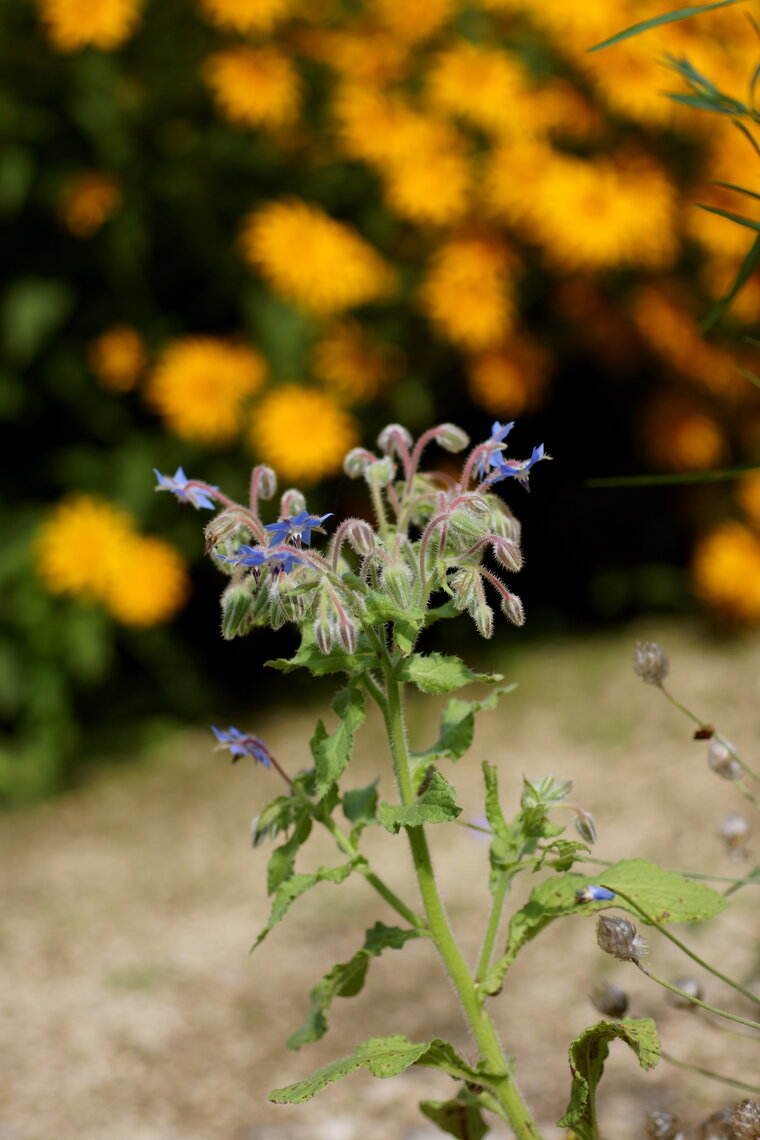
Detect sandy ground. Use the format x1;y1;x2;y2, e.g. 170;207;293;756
2;621;759;1140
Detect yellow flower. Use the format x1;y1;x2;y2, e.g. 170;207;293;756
198;0;293;33
312;320;399;403
36;0;142;51
58;172;121;237
382;138;473;227
368;0;455;43
36;494;134;601
146;337;267;445
88;326;146;393
641;393;726;472
425;40;529;135
467;338;550;417
483;138;558;226
701;258;760;326
247;385;358;482
419;236;517;350
692;521;760;624
103;536;190;626
295;25;408;85
240;199;394;315
203;46;301;131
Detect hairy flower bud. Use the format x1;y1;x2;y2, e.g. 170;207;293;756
337;614;357;654
280;488;306;518
449;508;488;543
220;579;257;640
667;977;704;1010
633;640;669;685
596;915;647;963
645;1111;683;1140
733;1101;760;1139
382;562;413;608
204;509;253;557
472;598;494;639
345;519;376;555
253;465;277;500
366;455;396;486
491;536;522;572
696;1109;733;1140
313;616;333;655
590;980;628;1018
573;807;597;845
708;737;741;781
720;812;750;852
344;447;377;478
431;422;470;453
377;423;413;457
489;507;521;543
500;591;525;627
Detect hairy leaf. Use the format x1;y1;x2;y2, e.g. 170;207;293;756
420;1093;490;1140
342;779;379;834
414;688;514;766
287;923;422;1049
365;596;425;625
589;1;743;51
558;1019;660;1133
310;686;366;800
253;861;357;950
400;652;502;695
267;626;378;677
379;771;462;833
266;813;312;895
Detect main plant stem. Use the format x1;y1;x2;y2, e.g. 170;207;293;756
380;665;542;1140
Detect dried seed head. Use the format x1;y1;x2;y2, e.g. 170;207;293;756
719;812;751;860
633;640;669;685
590;980;629;1018
696;1108;733;1140
708;737;742;781
431;422;470;453
733;1100;760;1139
645;1110;683;1140
667;976;704;1010
596;914;647;963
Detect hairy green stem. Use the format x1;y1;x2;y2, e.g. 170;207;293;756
321;816;426;930
379;664;542;1139
635;965;760;1032
659;684;760;787
476;870;512;985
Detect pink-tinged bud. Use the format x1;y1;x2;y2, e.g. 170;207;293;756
377;423;413;456
573;807;597;845
667;977;704;1010
719;812;750;853
500;591;525;627
313;617;333;655
472;598;494;639
344;448;377;478
589;980;628;1018
491;536;522;572
708;737;742;780
733;1101;760;1140
645;1111;683;1140
431;422;470;453
633;640;669;685
345;519;376;555
450;566;480;612
338;615;357;654
596;914;647;963
254;465;277;500
280;488;306;517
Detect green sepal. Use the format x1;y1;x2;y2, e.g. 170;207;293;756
269;1035;502;1104
379;770;462;833
413;688;514;767
267;625;378;677
558;1019;660;1137
400;652;502;695
266;812;312;895
310;686;366;800
252;861;358;950
287;922;423;1049
420;1090;490;1140
342;779;379;838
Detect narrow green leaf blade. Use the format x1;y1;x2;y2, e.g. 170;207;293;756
558;1019;660;1130
698;204;760;233
379;771;462;833
703;233;760;329
589;1;743;52
400;652;502;695
712;180;760;203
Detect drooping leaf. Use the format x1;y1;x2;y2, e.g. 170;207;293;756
420;1091;491;1140
1;278;74;364
588;1;743;51
266;812;312;895
400;652;502;695
379;770;462;833
253;861;357;950
558;1019;660;1132
703;233;760;329
287;923;423;1049
270;1035;500;1103
414;688;514;766
267;625;378;677
310;686;366;800
342;779;379;834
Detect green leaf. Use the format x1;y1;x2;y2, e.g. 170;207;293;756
379;770;462;833
287;923;422;1049
400;652;502;695
253;862;357;950
588;1;743;51
310;686;366;800
270;1035;500;1103
558;1019;660;1132
342;779;379;833
703;233;760;329
365;595;425;626
482;859;727;995
711;181;760;203
266;813;312;895
1;278;74;364
414;688;514;766
698;204;760;233
267;626;378;677
420;1091;490;1140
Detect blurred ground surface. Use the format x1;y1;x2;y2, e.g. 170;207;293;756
2;621;759;1140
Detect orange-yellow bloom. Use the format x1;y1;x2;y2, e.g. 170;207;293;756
198;0;293;33
467;338;550;417
419;237;517;350
37;494;134;601
241;199;394;315
641;393;727;472
146;337;267;445
103;535;190;626
203;46;301;130
426;40;529;135
36;0;142;51
369;0;455;43
312;321;398;403
247;385;358;482
692;521;760;624
58;172;121;237
88;326;146;393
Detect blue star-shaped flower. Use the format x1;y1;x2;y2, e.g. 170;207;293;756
476;421;515;479
487;444;547;490
212;726;272;767
575;885;616;904
154;467;219;510
264;510;333;547
217;544;305;575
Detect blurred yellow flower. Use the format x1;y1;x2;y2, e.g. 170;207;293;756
146;337;267;445
467;337;550;417
103;536;190;626
426;40;528;135
58;172;121;238
641;393;727;472
369;0;455;43
484;139;558;226
203;46;301;131
241;199;394;315
36;0;142;51
692;521;760;624
382;137;473;227
701;258;760;326
295;25;408;85
248;385;358;482
88;326;146;393
37;494;134;601
312;320;398;403
736;471;760;529
419;236;517;350
198;0;293;33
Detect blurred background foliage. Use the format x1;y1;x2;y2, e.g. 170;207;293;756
2;0;760;799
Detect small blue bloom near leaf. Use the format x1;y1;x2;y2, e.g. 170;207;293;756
575;885;616;903
212;725;273;767
218;545;306;575
487;444;549;490
476;421;515;479
153;467;219;510
265;510;333;547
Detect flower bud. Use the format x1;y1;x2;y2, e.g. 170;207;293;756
490;507;521;543
645;1110;683;1140
377;423;413;456
696;1109;733;1140
449;566;480;612
431;422;470;453
338;615;357;654
596;914;647;963
313;616;333;655
472;598;494;639
733;1101;760;1140
667;977;704;1010
253;465;277;500
344;447;377;478
708;737;741;780
719;812;750;851
280;488;306;518
366;455;396;486
345;519;376;555
633;640;669;685
449;508;487;543
491;536;522;572
589;980;629;1018
500;591;525;627
382;562;413;608
573;807;597;845
220;579;256;640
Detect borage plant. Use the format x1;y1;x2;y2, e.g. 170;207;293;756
154;423;733;1140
